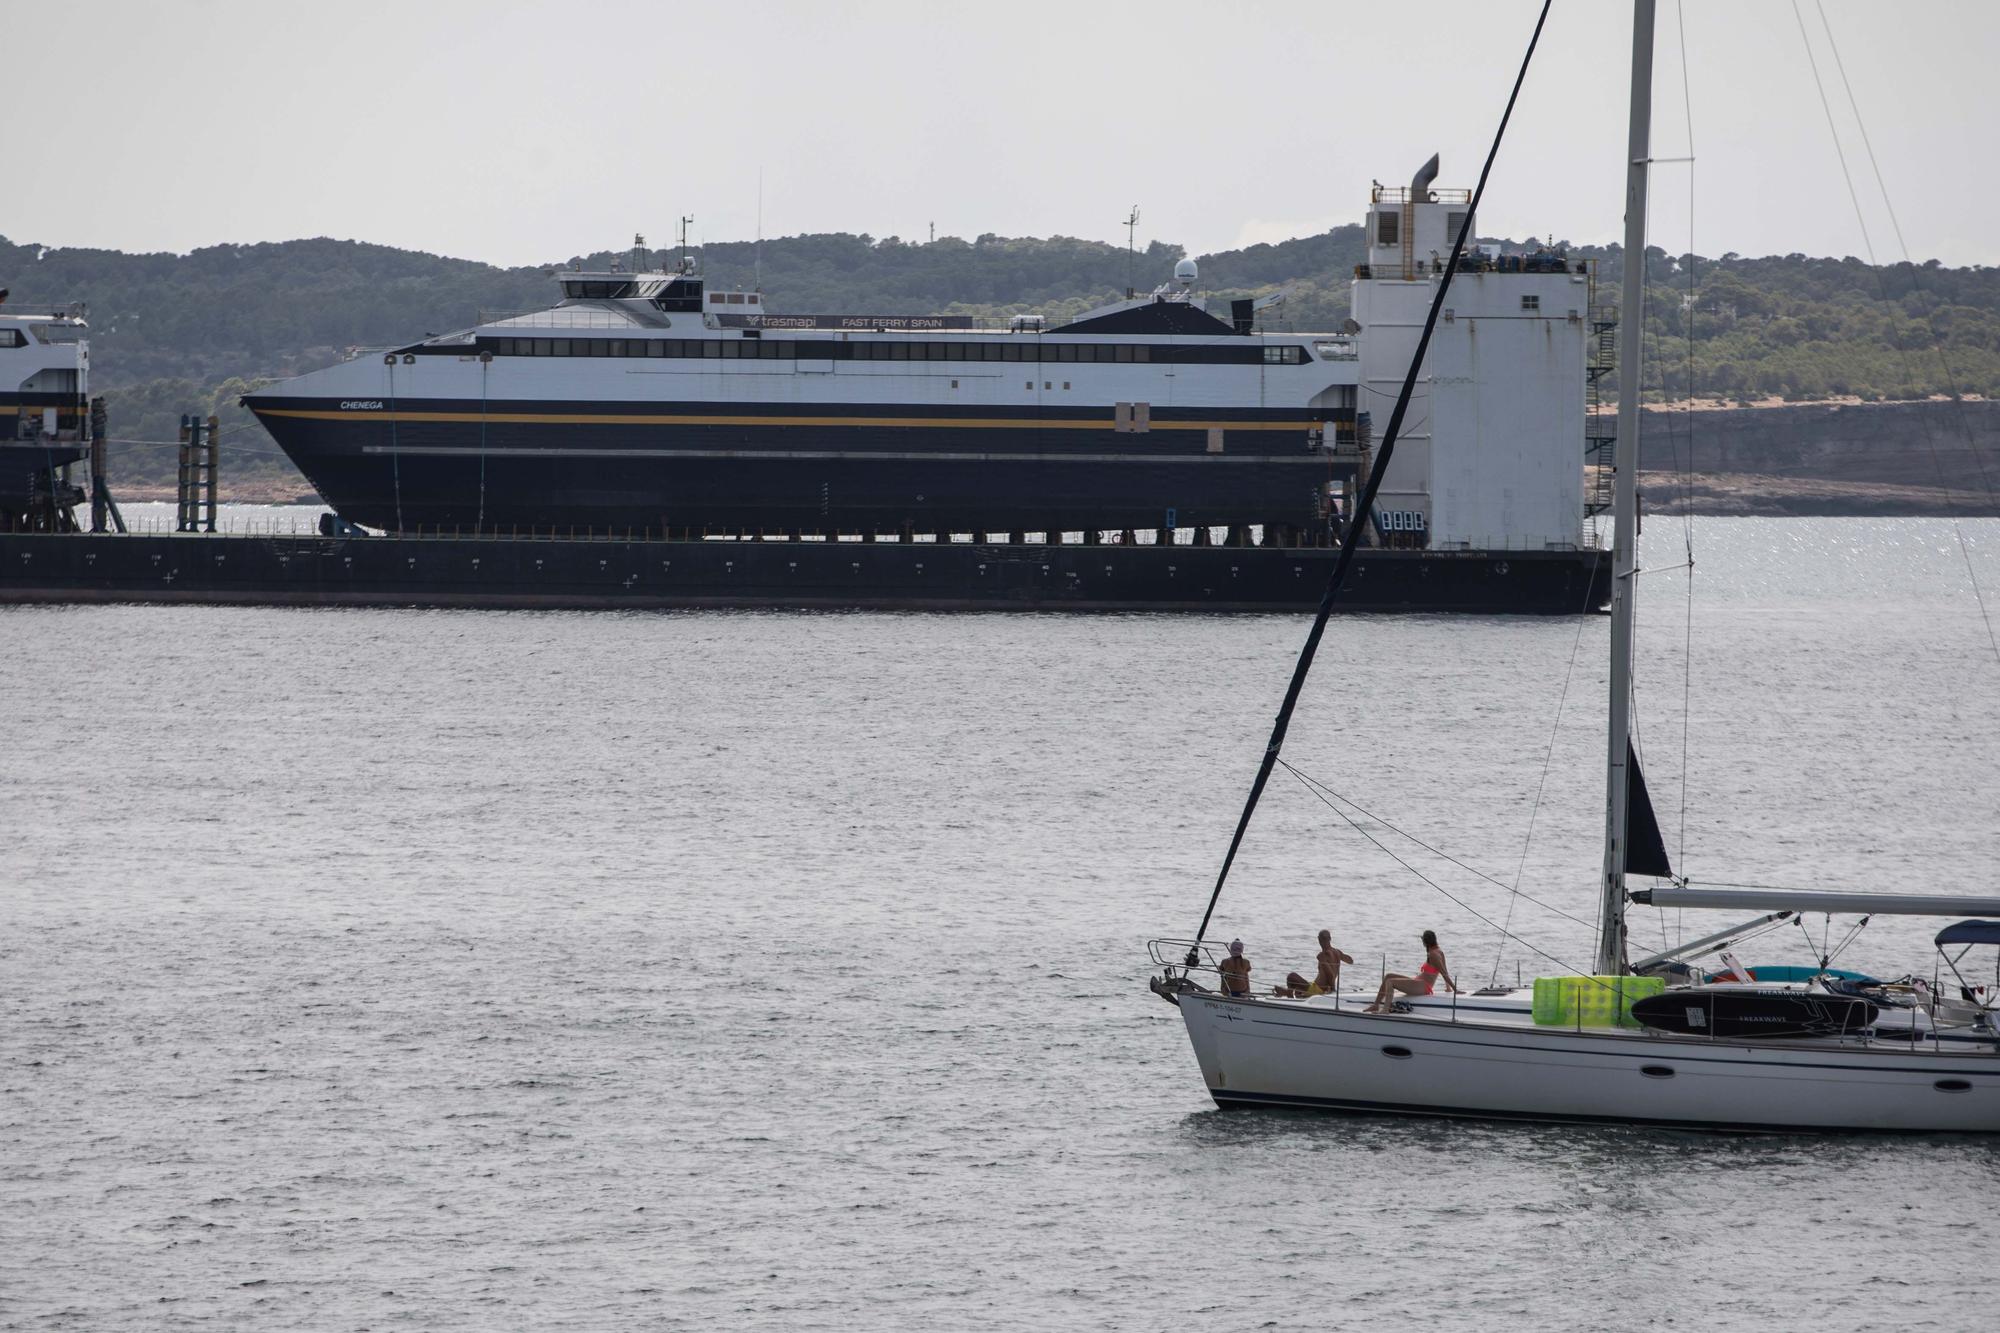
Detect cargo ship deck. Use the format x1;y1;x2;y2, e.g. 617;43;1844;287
0;530;1608;614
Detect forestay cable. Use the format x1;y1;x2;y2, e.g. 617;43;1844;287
1186;0;1556;963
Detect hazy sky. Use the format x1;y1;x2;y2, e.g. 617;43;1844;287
6;0;1996;269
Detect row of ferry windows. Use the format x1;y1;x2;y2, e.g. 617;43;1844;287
478;337;1310;365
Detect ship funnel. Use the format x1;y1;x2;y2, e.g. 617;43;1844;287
1410;153;1440;202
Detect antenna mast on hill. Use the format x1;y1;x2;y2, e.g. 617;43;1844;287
1125;205;1141;296
755;168;764;291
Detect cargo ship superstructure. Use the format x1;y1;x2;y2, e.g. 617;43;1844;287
245;161;1601;554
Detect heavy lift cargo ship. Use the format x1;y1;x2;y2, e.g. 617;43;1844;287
0;159;1612;613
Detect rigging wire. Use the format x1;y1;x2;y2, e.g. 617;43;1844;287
1672;0;1699;952
1486;545;1607;985
1279;762;1598;982
1276;759;1595;930
1681;876;1904;897
1791;0;2000;672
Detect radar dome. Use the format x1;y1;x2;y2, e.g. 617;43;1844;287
1173;258;1198;288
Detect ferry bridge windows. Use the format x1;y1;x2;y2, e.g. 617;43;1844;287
1521;294;1541;311
0;330;25;348
1262;345;1306;365
562;280;635;299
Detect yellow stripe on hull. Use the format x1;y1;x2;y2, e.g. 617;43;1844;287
253;408;1313;432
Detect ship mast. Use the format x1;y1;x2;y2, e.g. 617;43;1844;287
1596;0;1657;977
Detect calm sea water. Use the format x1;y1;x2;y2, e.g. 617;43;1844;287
5;517;1999;1331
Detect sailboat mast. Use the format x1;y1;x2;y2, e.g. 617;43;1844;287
1597;0;1657;977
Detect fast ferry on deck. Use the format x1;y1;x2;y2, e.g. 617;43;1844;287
245;161;1599;552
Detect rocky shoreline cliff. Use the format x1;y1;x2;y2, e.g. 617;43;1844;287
1634;398;1999;515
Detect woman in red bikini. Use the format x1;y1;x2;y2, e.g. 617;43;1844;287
1366;930;1457;1012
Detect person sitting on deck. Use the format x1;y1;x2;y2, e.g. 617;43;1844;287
1365;930;1457;1012
1217;939;1252;997
1279;929;1355;997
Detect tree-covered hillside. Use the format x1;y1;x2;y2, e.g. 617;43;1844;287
4;225;1995;493
1616;246;2000;403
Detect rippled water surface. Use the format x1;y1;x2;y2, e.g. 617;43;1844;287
5;518;2000;1330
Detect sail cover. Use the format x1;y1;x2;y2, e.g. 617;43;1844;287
1634;887;2000;916
1626;742;1674;879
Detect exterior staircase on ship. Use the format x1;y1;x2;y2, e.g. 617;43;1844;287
1585;300;1618;535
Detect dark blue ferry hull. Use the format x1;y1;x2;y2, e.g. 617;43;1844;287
246;396;1356;534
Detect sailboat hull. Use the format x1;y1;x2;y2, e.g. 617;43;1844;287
1174;992;2000;1133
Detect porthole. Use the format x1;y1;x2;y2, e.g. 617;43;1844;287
1641;1065;1675;1079
1381;1045;1413;1060
1936;1079;1972;1093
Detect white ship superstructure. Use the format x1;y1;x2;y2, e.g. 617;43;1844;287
1352;156;1592;548
1;297;94;531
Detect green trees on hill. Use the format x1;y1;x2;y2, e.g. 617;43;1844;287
1616;247;2000;403
0;235;550;385
4;226;1995;492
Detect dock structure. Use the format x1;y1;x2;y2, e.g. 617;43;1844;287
0;528;1608;614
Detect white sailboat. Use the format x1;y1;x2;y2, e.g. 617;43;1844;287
1149;0;2000;1133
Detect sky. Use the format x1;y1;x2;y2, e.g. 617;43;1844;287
5;0;1996;270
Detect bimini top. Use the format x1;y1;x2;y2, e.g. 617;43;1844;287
1935;920;2000;948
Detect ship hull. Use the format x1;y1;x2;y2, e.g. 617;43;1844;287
0;530;1609;614
1173;990;2000;1133
247;396;1352;534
